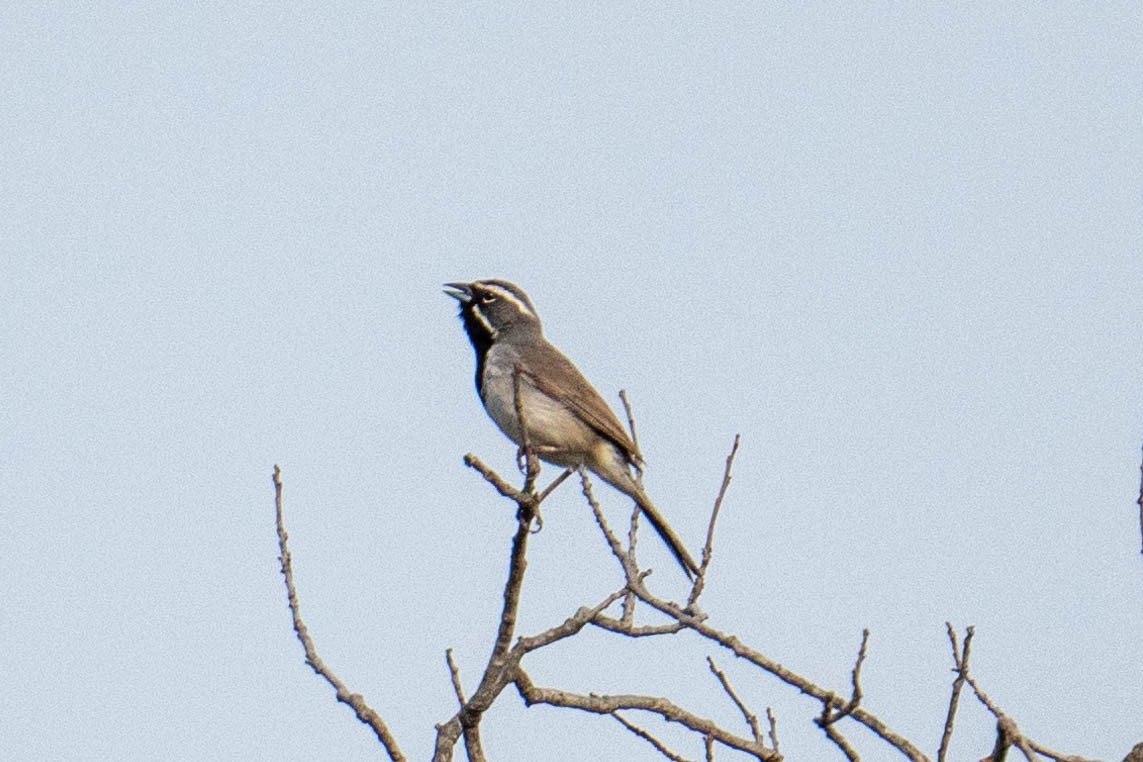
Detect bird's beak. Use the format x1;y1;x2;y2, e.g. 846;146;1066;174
443;282;472;303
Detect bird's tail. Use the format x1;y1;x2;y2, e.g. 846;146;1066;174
633;489;701;580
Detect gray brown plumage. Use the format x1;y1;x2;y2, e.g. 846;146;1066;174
445;279;699;579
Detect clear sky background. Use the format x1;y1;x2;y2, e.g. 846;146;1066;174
3;4;1141;761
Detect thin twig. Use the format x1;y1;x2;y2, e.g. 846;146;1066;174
939;623;973;762
956;635;1097;762
445;649;467;706
628;501;642;569
514;668;778;760
625;577;929;762
708;657;762;743
582;470;637;577
464;454;523;500
590;615;684;637
849;629;870;709
515;587;630;653
1136;443;1143;562
688;435;740;606
819;628;870;727
272;466;406;761
448;649;483;761
618;391;649;599
513;363;539;496
822;721;860;761
611;712;691;762
618;388;644;467
434;462;538;762
765;708;780;754
537;467;575;504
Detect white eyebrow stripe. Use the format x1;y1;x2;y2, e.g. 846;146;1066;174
481;283;536;318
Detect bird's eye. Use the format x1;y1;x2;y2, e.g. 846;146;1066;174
480;293;498;303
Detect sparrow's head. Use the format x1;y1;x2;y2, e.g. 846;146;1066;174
444;279;542;342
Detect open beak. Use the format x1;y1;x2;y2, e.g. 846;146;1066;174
443;282;472;303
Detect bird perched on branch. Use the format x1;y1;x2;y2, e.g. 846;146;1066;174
445;279;700;579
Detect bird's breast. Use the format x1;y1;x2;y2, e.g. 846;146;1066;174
480;346;597;466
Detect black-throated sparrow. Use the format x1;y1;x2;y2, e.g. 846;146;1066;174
444;279;700;579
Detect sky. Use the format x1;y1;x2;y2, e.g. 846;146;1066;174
3;3;1142;760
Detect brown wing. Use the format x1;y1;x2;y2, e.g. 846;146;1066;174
519;340;641;462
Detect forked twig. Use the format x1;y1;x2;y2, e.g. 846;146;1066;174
689;435;741;606
939;623;974;762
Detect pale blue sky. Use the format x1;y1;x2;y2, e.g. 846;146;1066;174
3;4;1141;760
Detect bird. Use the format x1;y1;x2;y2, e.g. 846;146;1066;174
444;279;700;579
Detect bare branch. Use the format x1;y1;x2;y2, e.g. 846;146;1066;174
984;715;1039;762
459;506;534;715
537;467;575;504
618;388;644;465
626;579;929;762
814;628;869;732
812;629;869;758
939;623;973;762
434;461;538;762
612;712;692;762
514;587;630;653
1024;739;1104;762
464;453;524;501
513;363;540;494
623;501;643;622
439;432;1110;762
582;470;639;578
765;708;780;755
591;614;685;638
821;721;860;762
272;466;406;761
952;626;1098;762
445;649;467;706
1136;443;1143;562
707;657;762;743
514;668;778;761
689;435;740;607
